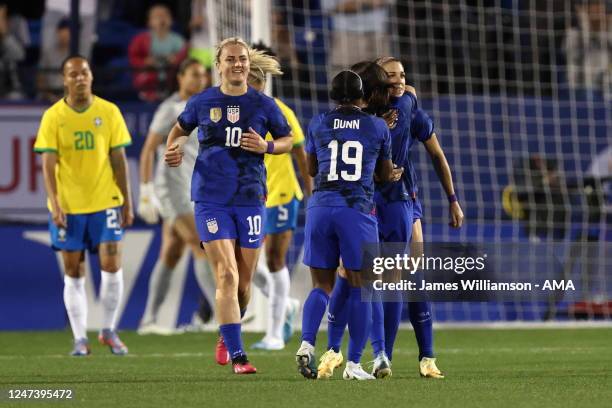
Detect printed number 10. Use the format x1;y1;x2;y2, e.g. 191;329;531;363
225;127;242;147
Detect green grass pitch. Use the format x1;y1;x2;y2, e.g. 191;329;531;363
1;328;610;407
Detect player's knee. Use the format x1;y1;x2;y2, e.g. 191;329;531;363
216;265;238;292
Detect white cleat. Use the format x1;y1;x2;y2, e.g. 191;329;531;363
371;352;392;379
137;322;177;336
251;337;285;351
343;361;376;381
419;357;445;379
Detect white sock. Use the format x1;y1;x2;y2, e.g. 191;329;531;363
194;258;216;318
253;264;270;298
266;266;290;341
142;261;173;324
63;275;88;340
100;269;124;331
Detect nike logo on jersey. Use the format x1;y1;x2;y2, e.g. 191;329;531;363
248;238;260;243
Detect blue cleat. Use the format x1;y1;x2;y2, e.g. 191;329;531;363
70;338;90;356
98;329;128;355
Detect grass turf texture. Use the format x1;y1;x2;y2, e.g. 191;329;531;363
0;329;610;408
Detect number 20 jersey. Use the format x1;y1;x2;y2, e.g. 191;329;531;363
177;86;291;206
306;107;391;213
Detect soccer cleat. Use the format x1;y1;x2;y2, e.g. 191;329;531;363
419;357;445;379
343;361;376;380
295;341;318;379
215;335;230;365
232;355;257;374
283;298;300;343
98;329;128;355
317;349;343;379
371;352;392;379
70;338;90;356
251;337;285;351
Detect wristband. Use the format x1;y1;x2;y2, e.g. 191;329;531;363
266;141;275;154
448;194;458;204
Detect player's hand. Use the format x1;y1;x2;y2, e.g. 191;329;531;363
382;109;398;129
240;127;267;154
449;201;464;228
137;183;160;224
51;201;67;228
121;203;134;228
164;143;183;167
390;166;403;182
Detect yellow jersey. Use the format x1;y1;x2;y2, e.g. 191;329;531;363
264;98;304;208
34;96;132;214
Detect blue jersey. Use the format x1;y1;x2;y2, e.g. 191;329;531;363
306;106;391;213
406;108;435;196
177;86;290;206
374;92;433;204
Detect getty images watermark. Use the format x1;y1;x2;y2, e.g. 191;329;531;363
360;242;611;302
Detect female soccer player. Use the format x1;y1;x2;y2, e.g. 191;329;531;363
245;47;312;351
165;37;293;374
375;56;463;379
296;70;400;381
137;58;216;335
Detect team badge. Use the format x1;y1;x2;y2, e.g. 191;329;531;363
210;107;222;123
206;218;218;234
227;106;240;123
58;228;67;242
94;117;102;127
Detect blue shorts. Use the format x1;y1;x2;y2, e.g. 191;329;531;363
49;207;123;252
413;197;423;220
304;206;378;271
194;202;266;249
376;200;414;243
265;197;300;235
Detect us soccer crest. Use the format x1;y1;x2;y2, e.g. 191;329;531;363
206;218;218;234
94;117;102;127
210;107;222;123
227;106;240;123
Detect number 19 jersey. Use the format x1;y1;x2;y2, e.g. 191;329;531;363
177;86;291;206
305;106;391;213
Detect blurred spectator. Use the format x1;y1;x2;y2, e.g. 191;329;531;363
565;0;611;98
322;0;393;74
129;4;186;101
587;145;612;212
188;0;214;68
41;0;97;59
37;17;70;102
0;3;24;99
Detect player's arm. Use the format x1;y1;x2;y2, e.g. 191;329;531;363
306;153;318;178
164;123;190;167
41;152;66;228
241;128;293;154
293;144;313;196
138;131;164;223
375;120;401;182
423;134;463;228
110;147;134;227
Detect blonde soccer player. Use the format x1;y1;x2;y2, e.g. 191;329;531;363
34;55;133;356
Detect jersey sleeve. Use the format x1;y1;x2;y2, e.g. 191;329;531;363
177;95;198;132
149;101;175;140
110;105;132;149
411;108;434;143
396;91;418;116
265;98;291;139
280;103;305;146
34;109;58;153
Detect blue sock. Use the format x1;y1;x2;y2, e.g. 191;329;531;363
347;287;372;364
240;308;246;319
383;300;403;361
370;291;385;356
219;323;245;360
327;276;350;352
301;288;329;346
408;301;433;360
